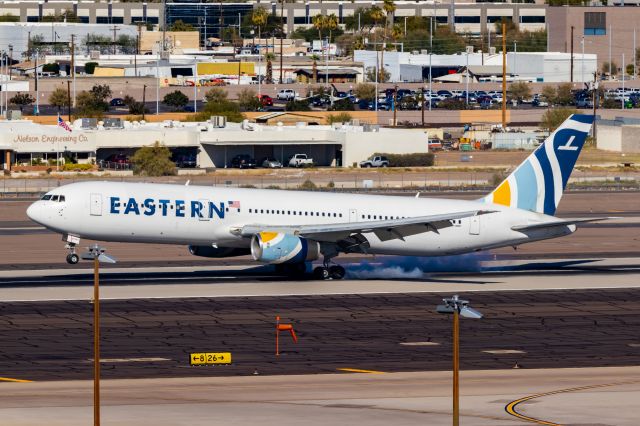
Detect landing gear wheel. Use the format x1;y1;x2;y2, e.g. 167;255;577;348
66;253;79;264
313;266;330;280
329;265;346;280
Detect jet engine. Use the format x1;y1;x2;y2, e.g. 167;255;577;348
250;232;320;264
188;246;251;258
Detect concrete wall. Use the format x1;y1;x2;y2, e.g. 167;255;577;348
597;125;622;152
621;125;640;153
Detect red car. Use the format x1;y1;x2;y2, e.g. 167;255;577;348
258;94;273;107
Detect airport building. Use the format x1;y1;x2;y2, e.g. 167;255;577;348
0;118;429;172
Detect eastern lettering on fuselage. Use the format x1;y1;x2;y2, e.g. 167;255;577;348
109;197;226;219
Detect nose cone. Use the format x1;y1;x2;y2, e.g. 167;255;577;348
26;201;44;225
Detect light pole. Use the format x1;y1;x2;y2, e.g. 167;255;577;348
156;41;160;115
429;16;433;111
437;295;483;426
80;245;116;426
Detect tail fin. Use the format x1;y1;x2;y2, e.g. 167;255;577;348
483;114;594;216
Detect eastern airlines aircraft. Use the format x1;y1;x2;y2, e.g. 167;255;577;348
27;114;606;280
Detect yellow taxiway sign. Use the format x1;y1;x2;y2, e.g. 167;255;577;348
190;352;232;366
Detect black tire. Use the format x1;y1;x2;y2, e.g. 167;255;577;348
329;265;346;280
313;266;330;280
66;253;79;264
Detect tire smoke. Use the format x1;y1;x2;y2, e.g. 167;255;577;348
345;252;492;279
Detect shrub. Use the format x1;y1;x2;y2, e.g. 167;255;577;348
237;88;262;111
299;179;317;190
373;152;434;167
327;112;353;124
131;142;176;176
285;99;311;111
62;163;93;172
328;98;355;111
163;90;189;111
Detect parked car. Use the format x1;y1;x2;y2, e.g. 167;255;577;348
110;98;125;107
276;89;299;101
258;94;274;107
174;153;197;168
575;98;593;109
288;153;313;168
100;153;130;169
261;157;283;168
230;154;256;169
360;156;389;168
183;105;195;112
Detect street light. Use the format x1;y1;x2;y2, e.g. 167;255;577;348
81;244;116;426
436;295;483;426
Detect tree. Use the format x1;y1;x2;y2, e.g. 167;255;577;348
265;52;275;84
131;142;176;176
355;83;376;101
84;62;98;75
9;93;34;113
237;88;262;111
602;61;618;76
555;83;574;106
169;19;195;32
204;88;228;104
310;54;320;83
49;87;69;113
75;91;105;118
365;66;390;83
163;90;189;110
123;95;136;107
627;63;635;76
251;6;269;40
541;108;578;132
540;85;557;105
508;81;532;104
329;98;355;111
285;99;311;111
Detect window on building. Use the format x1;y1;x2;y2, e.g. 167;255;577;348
454;16;480;24
584;12;606;36
520;16;545;24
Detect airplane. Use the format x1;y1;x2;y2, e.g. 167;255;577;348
27;114;609;280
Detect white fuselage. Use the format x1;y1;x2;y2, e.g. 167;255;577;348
27;181;575;257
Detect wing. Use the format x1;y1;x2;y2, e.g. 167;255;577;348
511;217;619;232
235;210;493;243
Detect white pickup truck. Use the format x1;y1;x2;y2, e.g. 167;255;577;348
360;156;390;168
288;153;313;168
276;89;299;101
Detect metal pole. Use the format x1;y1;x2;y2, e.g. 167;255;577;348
465;51;469;106
501;23;506;129
374;50;378;111
193;80;197;113
325;36;329;89
156;44;160;115
67;80;71;122
635;29;637;79
429;16;433;111
582;36;585;83
279;0;284;84
622;53;625;110
453;308;460;426
93;255;101;426
421;87;425;127
570;25;574;83
142;84;146;120
609;24;612;79
71;35;76;107
393;84;397;126
258;49;262;96
35;53;39;115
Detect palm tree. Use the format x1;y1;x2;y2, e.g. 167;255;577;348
325;13;338;44
312;13;325;44
380;0;396;82
310;54;320;83
251;7;268;45
265;52;275;84
369;6;384;80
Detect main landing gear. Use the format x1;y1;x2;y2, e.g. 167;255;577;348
313;257;346;280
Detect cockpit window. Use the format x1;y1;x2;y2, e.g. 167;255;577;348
42;195;52;200
51;195;59;202
58;195;65;202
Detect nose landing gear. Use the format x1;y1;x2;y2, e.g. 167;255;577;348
65;243;79;264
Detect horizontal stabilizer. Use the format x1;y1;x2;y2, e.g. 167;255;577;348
511;217;619;232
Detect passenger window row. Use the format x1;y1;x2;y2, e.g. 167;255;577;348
362;214;404;220
248;208;343;218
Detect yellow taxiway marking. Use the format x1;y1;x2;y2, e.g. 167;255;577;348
505;381;638;425
337;368;385;374
0;377;33;383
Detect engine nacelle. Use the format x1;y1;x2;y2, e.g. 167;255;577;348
250;232;320;264
188;245;251;258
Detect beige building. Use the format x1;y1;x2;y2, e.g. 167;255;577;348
547;6;640;73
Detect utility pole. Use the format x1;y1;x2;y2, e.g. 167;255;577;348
279;0;284;84
163;0;167;52
66;80;72;122
8;44;12;80
111;25;120;55
34;53;39;115
393;84;398;127
570;26;574;84
592;71;597;140
501;22;506;129
142;84;147;120
421;87;425;127
70;34;76;107
237;56;242;85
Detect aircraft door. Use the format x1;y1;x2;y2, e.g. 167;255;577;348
90;193;102;216
349;209;357;222
469;215;480;235
198;199;209;221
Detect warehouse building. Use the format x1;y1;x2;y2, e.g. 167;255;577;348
0;118;429;172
